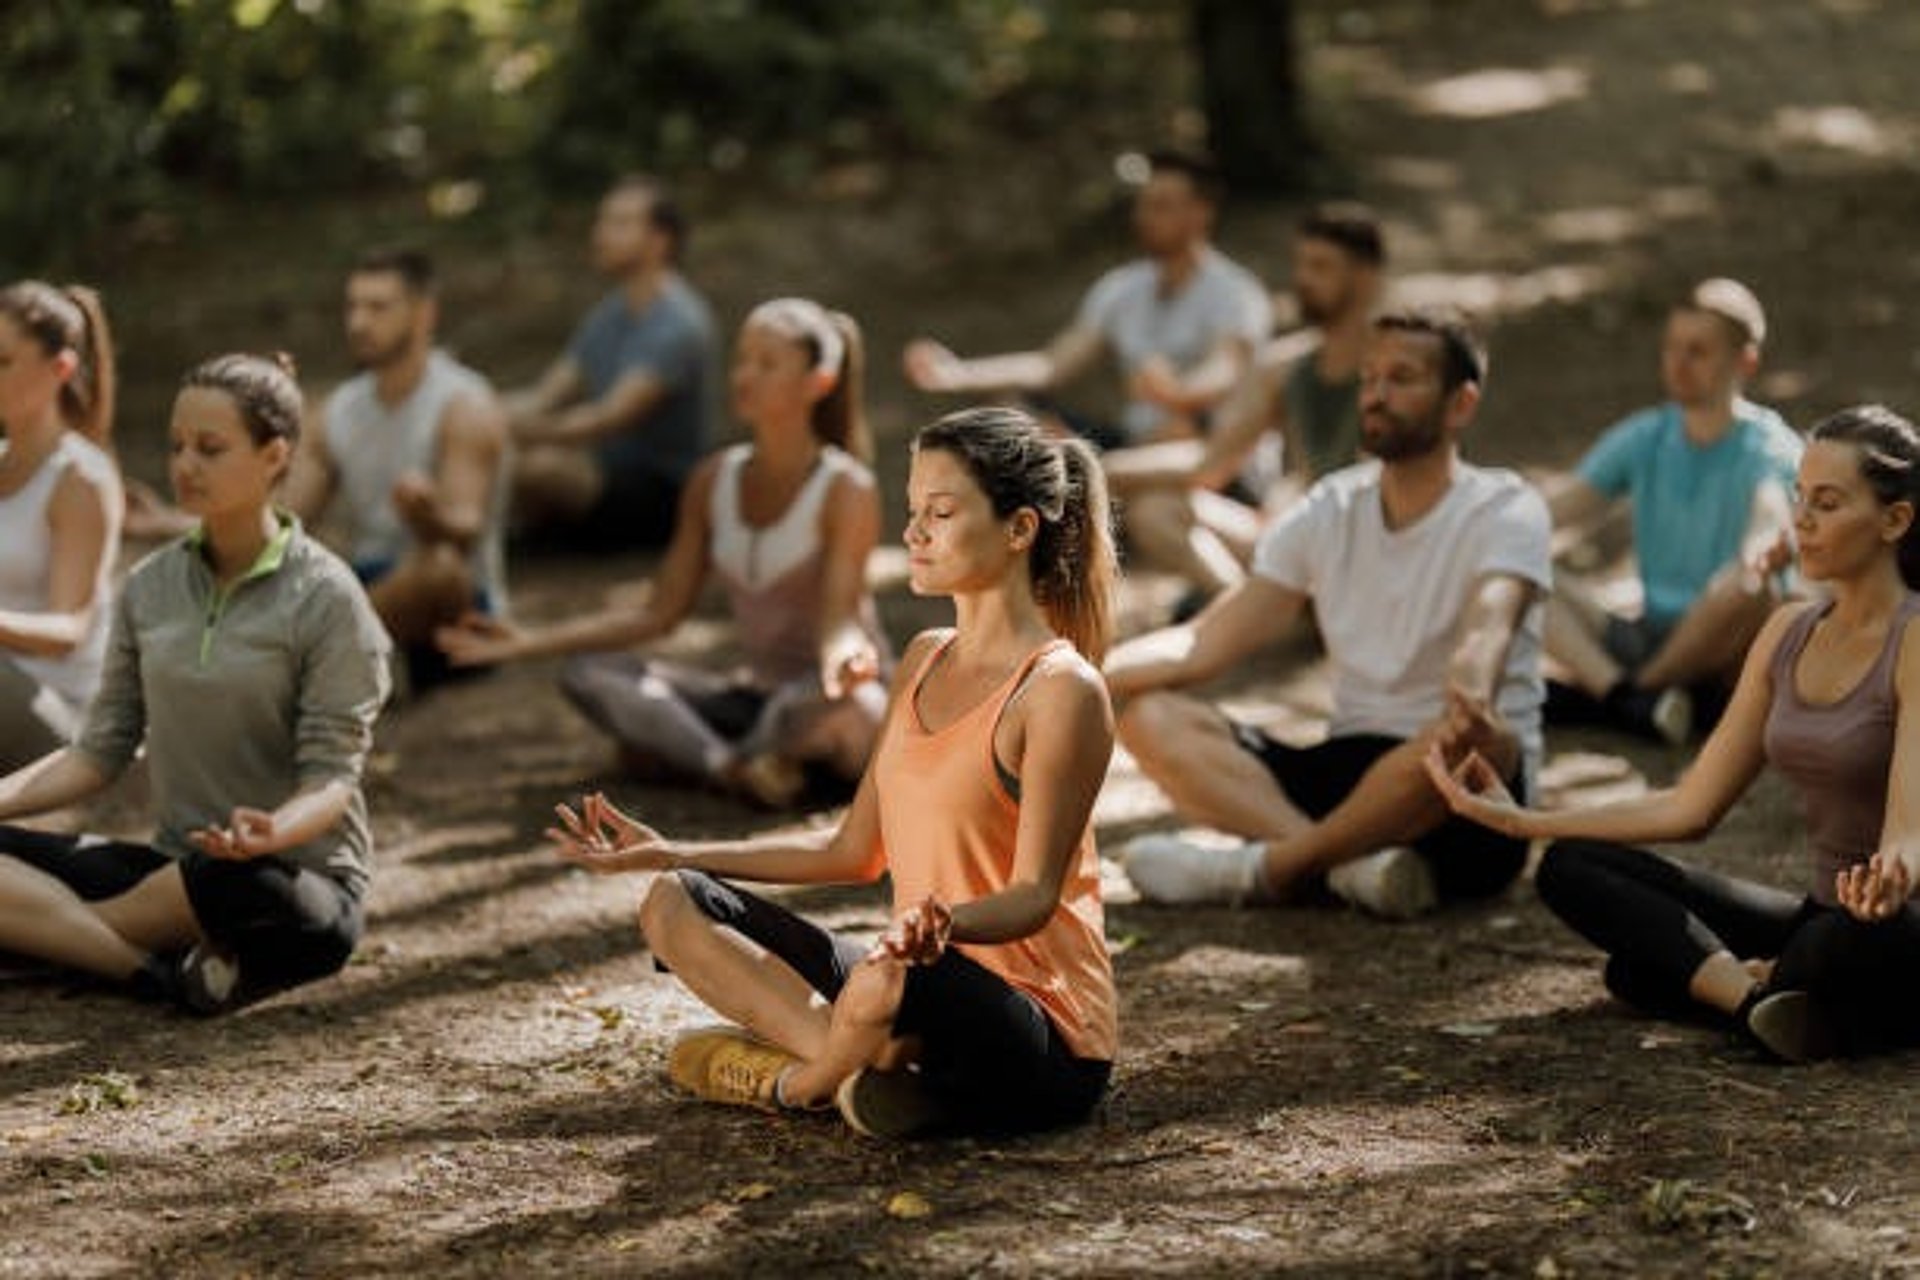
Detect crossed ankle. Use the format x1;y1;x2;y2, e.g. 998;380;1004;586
772;1065;835;1111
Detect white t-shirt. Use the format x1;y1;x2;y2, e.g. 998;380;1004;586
1252;459;1552;773
1077;246;1271;440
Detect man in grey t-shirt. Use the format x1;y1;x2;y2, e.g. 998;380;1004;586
507;175;717;550
903;150;1269;450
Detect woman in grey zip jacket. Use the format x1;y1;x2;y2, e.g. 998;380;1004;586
0;353;390;1012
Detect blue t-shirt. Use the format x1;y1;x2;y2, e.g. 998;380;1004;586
1576;399;1802;625
568;275;716;486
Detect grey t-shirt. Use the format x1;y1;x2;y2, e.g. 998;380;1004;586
1076;246;1271;441
568;274;717;486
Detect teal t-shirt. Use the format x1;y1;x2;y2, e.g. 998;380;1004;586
1576;398;1802;625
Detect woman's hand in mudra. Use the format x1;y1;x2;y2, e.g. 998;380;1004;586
875;896;952;966
548;792;672;874
1836;853;1914;923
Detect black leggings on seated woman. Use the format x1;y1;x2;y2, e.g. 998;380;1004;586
1539;838;1920;1056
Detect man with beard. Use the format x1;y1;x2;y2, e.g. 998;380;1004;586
903;149;1270;451
287;247;509;688
1106;310;1551;918
1103;203;1384;611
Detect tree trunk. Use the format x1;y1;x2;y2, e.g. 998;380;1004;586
1192;0;1308;195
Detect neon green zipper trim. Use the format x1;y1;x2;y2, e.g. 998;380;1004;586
190;516;295;668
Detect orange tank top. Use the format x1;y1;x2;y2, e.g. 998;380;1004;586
871;630;1117;1061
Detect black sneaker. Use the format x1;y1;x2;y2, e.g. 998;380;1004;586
834;1067;949;1139
1602;681;1693;745
1746;990;1838;1064
127;952;186;1006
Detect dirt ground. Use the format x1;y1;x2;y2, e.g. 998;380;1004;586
7;1;1920;1276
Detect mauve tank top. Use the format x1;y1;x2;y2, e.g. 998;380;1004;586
1763;593;1920;905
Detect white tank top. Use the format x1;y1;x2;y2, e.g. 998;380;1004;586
0;432;121;713
709;443;886;685
323;350;509;609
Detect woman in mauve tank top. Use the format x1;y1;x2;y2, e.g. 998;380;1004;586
440;298;888;809
550;406;1120;1137
1428;405;1920;1063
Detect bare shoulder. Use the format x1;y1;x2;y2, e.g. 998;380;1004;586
441;387;509;446
1759;598;1822;649
1895;602;1920;701
896;628;952;675
1026;645;1114;723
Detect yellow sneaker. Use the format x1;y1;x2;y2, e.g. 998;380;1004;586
667;1027;799;1111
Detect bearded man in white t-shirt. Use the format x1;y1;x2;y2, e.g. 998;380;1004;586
1105;309;1551;917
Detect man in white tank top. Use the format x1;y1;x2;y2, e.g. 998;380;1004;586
284;248;510;689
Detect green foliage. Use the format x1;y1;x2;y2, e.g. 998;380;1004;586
2;0;564;266
541;0;1127;185
0;0;1175;265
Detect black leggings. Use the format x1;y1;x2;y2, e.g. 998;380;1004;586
671;871;1111;1135
1539;838;1920;1056
0;825;362;1004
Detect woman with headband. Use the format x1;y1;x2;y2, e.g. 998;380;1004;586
0;281;122;772
441;298;888;807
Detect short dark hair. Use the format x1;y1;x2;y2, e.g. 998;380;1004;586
1299;202;1385;267
1373;307;1486;393
350;246;436;296
1144;149;1225;206
609;173;689;262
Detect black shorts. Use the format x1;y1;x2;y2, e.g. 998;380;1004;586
583;462;683;551
1230;727;1529;901
0;825;362;998
671;870;1111;1135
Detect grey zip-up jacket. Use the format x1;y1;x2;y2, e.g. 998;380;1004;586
76;516;392;895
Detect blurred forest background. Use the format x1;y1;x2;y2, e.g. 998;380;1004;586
5;0;1318;476
5;0;1303;262
7;0;1917;486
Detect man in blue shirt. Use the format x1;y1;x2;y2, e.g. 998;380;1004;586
507;175;716;550
1545;278;1801;741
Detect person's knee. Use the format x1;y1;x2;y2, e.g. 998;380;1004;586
835;957;905;1030
637;870;697;955
557;654;616;712
1114;689;1202;763
1774;911;1878;995
1535;839;1601;913
415;542;473;600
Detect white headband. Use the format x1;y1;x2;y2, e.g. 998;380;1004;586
753;297;844;381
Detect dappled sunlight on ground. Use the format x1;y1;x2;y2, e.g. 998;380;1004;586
1409;65;1592;120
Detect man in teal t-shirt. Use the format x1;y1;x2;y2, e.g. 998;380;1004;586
1546;278;1801;742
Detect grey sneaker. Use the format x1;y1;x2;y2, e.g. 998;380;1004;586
835;1067;950;1139
1326;846;1439;920
1121;833;1265;906
1649;687;1694;746
178;944;243;1016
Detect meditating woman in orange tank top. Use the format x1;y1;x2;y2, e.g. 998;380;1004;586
550;405;1119;1137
